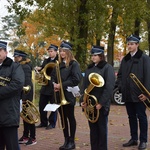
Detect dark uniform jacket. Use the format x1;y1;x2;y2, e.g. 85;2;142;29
52;60;82;105
116;49;150;102
40;56;58;95
82;60;115;110
0;57;25;127
20;58;33;101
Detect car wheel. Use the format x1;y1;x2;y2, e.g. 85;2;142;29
112;87;125;105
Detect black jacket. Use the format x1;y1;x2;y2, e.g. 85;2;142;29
20;58;33;101
116;49;150;102
0;57;25;127
81;60;115;110
40;56;58;95
52;60;82;105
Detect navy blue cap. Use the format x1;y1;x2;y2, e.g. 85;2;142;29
14;50;28;57
60;41;73;50
90;45;104;55
47;44;58;51
127;34;141;43
0;41;7;50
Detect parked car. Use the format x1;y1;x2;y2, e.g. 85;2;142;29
112;87;125;105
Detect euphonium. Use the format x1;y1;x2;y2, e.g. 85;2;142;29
83;73;105;123
34;62;56;85
21;85;40;124
20;100;40;124
130;73;150;111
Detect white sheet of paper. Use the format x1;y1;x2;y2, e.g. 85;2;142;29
44;104;60;112
20;99;22;112
67;86;81;97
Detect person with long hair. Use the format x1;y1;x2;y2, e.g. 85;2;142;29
81;45;115;150
52;41;82;150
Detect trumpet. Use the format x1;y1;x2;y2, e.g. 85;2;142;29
23;85;31;94
83;73;105;123
130;73;150;111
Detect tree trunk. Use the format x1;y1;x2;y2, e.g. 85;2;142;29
107;8;117;66
76;0;88;71
134;18;140;36
146;0;150;57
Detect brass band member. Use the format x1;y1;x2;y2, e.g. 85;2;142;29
36;44;58;129
0;41;25;150
81;45;115;150
52;41;82;150
116;35;150;150
13;50;37;146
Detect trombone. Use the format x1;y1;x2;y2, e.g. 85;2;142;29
130;73;150;111
53;60;69;129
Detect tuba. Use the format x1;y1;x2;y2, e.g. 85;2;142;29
34;62;56;85
130;73;150;111
83;73;105;123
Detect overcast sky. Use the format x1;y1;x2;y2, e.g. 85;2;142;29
0;0;10;29
0;0;14;58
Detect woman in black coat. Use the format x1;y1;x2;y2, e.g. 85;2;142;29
81;45;115;150
52;41;82;150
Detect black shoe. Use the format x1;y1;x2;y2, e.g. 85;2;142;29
123;139;138;147
59;137;69;150
138;142;147;150
65;137;75;150
45;124;55;130
36;123;47;128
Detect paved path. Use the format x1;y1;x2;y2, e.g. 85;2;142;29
18;104;150;150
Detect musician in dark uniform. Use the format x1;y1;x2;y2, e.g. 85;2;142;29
81;45;115;150
52;41;82;150
13;50;37;146
116;35;150;150
0;41;25;150
36;44;58;129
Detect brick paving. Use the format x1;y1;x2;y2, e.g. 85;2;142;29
18;104;150;150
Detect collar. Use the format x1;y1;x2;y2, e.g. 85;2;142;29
88;60;107;69
124;49;143;61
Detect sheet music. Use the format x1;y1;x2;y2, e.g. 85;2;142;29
44;104;60;112
67;86;81;97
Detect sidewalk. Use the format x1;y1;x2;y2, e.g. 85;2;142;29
18;104;150;150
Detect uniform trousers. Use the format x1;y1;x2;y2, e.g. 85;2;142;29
23;120;36;139
59;104;76;139
0;126;20;150
88;107;108;150
39;94;57;127
125;102;148;142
